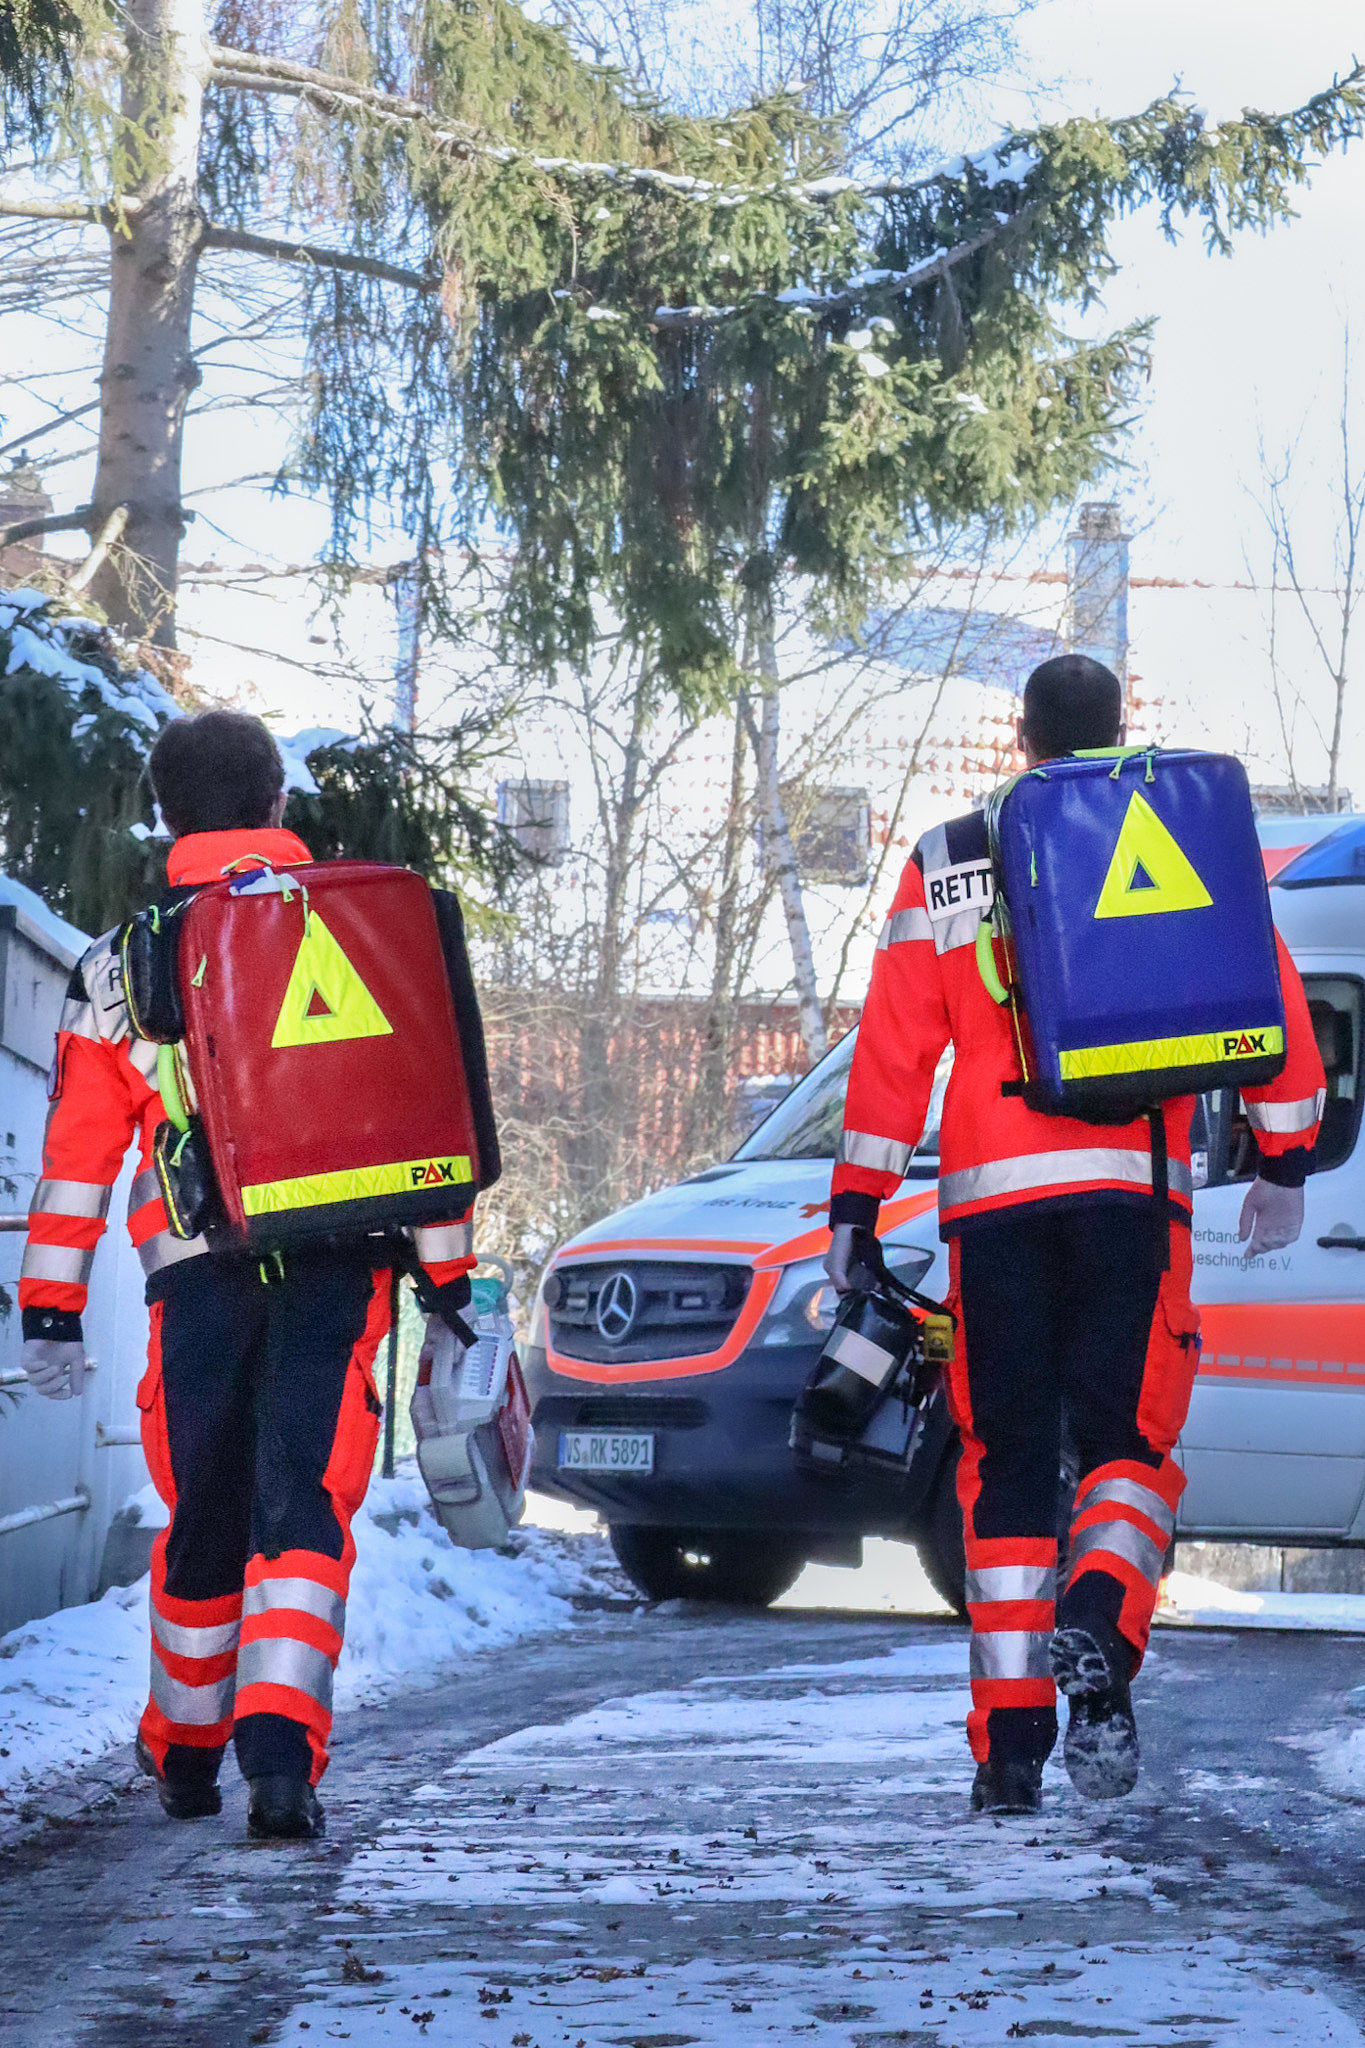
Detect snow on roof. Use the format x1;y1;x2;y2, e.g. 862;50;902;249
0;870;88;968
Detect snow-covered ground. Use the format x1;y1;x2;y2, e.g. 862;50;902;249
269;1637;1365;2048
0;1466;624;1814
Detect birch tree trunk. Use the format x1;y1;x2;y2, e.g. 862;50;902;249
751;596;828;1063
88;0;211;646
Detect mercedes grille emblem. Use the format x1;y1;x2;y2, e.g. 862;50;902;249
595;1270;638;1344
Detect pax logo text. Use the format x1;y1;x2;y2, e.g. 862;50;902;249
410;1159;460;1186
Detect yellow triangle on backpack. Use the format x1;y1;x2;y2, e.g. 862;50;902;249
1093;790;1214;920
271;913;393;1048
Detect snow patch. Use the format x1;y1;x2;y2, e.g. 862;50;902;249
1159;1571;1365;1632
1313;1725;1365;1803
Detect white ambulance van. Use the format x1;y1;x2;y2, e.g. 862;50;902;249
1181;815;1365;1541
523;813;1365;1607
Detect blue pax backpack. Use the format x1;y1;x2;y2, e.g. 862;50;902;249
980;748;1286;1118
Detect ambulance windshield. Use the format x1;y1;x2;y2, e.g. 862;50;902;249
1274;818;1365;888
733;1032;949;1172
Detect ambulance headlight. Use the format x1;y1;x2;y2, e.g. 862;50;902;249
758;1244;936;1347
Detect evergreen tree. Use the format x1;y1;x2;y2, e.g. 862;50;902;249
0;0;1359;669
0;595;512;931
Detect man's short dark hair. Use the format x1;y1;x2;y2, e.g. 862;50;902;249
1021;654;1123;760
149;711;286;835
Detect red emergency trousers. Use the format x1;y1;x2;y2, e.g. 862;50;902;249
19;827;476;1789
138;1248;390;1787
943;1203;1197;1767
831;806;1324;1767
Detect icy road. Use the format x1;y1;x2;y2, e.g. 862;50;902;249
2;1608;1365;2047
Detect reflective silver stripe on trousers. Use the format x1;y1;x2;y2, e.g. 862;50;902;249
150;1656;236;1727
825;1323;897;1387
243;1577;346;1637
19;1241;95;1286
969;1630;1053;1682
1243;1091;1325;1135
939;1149;1193;1212
966;1564;1057;1606
138;1231;209;1278
876;907;934;950
151;1609;241;1660
234;1636;335;1711
413;1221;474;1264
28;1179;111;1220
130;1166;162;1214
836;1129;915;1176
1077;1475;1177;1542
1069;1517;1166;1585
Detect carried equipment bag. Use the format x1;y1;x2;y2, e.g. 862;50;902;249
980;748;1286;1119
121;859;495;1249
412;1261;535;1549
791;1251;954;1478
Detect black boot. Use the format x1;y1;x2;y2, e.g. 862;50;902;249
970;1756;1043;1815
246;1774;325;1840
136;1735;222;1820
1051;1624;1139;1800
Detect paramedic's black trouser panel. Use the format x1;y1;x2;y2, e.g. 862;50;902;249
945;1201;1195;1768
137;1250;387;1786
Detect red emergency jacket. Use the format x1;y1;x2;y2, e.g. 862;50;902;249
830;807;1325;1236
20;828;476;1338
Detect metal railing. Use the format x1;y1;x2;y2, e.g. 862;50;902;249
0;1489;89;1539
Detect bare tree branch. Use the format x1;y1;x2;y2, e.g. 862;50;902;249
67;504;128;593
0;505;91;546
201;225;435;293
0;196;140;225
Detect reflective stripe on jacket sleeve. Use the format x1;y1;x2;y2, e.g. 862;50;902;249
19;973;142;1317
831;854;949;1211
1240;931;1326;1167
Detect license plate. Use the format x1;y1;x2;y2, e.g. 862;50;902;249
557;1430;655;1473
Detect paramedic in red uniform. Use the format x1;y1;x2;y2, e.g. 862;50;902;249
828;657;1325;1815
18;712;481;1840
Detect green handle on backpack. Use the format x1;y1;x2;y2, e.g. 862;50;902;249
157;1043;191;1134
976;917;1009;1005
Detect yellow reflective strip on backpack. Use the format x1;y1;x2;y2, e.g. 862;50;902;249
1059;1027;1284;1081
239;1156;474;1216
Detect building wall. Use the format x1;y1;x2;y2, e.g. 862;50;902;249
0;885;152;1636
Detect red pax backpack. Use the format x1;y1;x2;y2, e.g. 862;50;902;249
121;860;492;1249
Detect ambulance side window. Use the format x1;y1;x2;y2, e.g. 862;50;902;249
1200;976;1364;1186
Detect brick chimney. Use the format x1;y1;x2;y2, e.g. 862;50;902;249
0;458;52;586
1066;501;1129;687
